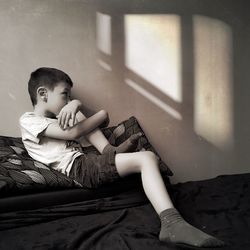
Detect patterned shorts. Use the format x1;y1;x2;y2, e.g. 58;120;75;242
69;151;120;189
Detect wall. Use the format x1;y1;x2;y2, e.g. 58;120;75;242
0;0;249;183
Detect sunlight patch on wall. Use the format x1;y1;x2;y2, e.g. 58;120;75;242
96;12;111;55
193;15;234;150
124;14;182;103
125;78;182;120
97;59;112;71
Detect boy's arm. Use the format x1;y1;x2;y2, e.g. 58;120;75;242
76;107;110;128
43;110;108;141
57;99;109;129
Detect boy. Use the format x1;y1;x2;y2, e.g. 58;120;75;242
20;67;224;248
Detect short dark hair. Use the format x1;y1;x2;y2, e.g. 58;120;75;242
28;67;73;106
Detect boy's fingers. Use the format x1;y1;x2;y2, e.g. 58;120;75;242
58;110;65;128
71;113;76;126
59;113;64;128
74;117;77;125
63;113;68;129
64;113;71;129
57;113;62;128
61;112;67;129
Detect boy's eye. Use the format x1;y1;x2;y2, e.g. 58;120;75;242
61;91;71;99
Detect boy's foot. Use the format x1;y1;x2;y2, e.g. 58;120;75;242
102;132;143;154
159;208;225;248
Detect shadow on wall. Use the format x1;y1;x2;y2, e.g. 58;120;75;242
90;0;250;182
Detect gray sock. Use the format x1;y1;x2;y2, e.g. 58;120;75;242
159;208;225;248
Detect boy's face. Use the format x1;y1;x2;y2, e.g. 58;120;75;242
46;81;72;116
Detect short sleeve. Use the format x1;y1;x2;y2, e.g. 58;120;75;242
19;113;55;143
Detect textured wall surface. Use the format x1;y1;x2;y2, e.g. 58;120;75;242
0;0;249;182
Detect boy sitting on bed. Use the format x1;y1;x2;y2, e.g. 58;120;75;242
19;67;224;248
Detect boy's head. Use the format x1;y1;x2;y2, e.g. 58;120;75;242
28;67;74;117
28;67;73;107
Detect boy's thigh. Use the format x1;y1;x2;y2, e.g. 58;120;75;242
69;152;120;188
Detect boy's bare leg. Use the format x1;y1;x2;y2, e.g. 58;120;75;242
115;151;173;214
85;128;111;153
115;151;225;248
74;112;109;152
76;112;141;154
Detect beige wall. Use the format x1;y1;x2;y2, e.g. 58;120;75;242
0;0;249;183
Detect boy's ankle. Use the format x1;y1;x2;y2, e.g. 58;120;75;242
102;144;115;155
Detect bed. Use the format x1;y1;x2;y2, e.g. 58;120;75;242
0;117;249;250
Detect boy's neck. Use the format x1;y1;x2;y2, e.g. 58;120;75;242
33;104;56;118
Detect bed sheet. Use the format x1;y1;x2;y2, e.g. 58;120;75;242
0;173;249;250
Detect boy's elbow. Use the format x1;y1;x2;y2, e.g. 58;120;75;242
70;124;88;140
70;128;81;140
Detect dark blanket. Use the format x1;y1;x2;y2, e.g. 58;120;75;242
0;173;250;250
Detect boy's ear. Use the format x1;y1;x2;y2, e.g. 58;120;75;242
37;87;48;102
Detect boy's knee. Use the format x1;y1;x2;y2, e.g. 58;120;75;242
142;151;159;164
100;109;108;119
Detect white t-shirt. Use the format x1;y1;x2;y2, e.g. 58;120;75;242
19;112;83;176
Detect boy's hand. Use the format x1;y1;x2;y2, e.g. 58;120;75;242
57;99;82;130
